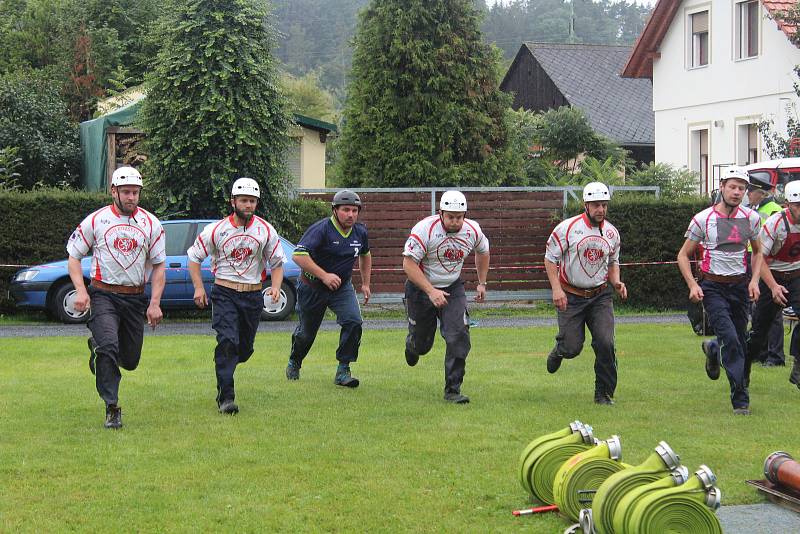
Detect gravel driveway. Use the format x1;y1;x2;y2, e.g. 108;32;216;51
0;314;688;338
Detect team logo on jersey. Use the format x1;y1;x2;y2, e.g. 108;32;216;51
222;234;261;275
104;224;146;271
436;236;469;273
715;218;749;252
577;235;609;279
605;228;616;239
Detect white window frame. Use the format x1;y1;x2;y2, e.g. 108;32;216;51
734;0;760;60
734;116;761;165
689;123;712;193
687;6;711;70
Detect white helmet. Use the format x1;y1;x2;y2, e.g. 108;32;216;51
785;181;800;203
720;166;750;184
440;190;467;212
583;182;610;202
231;177;260;198
111;166;143;188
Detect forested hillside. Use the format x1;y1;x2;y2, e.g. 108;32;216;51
273;0;651;95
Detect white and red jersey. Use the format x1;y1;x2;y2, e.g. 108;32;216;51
66;204;166;286
685;205;761;276
759;209;800;272
403;215;489;288
188;215;286;285
545;213;620;289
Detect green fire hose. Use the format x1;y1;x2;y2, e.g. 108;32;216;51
552;436;630;521
518;421;596;504
608;466;690;534
620;465;722;534
590;441;682;534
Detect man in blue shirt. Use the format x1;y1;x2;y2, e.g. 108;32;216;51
286;190;372;387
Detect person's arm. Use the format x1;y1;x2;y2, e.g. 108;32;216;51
544;258;567;311
403;255;449;308
67;256;90;312
293;254;341;290
677;238;703;303
748;239;762;303
607;263;627;300
474;251;489;303
146;262;165;329
188;260;208;309
267;265;283;303
358;253;371;304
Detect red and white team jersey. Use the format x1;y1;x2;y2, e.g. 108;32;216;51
685;206;761;276
66;204;166;286
545;213;620;289
759;209;800;272
403;215;490;288
187;215;286;285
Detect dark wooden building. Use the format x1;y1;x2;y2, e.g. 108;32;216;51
500;43;655;166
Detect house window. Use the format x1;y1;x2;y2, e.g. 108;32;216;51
735;1;759;59
691;128;710;193
737;123;759;165
287;137;302;187
690;11;709;68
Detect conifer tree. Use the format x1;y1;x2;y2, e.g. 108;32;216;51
140;0;291;218
336;0;512;187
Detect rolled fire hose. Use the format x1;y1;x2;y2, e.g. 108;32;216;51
518;421;596;504
607;466;690;534
590;440;682;534
764;451;800;492
623;465;722;534
553;436;630;522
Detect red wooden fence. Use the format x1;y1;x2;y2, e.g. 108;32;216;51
299;190;562;294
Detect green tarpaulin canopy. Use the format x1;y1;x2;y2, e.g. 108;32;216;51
79;99;142;191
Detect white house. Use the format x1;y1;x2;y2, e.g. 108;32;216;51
623;0;800;193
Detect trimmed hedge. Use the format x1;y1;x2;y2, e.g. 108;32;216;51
568;195;710;309
0;189;330;313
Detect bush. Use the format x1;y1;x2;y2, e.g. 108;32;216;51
0;188;109;312
628;163;699;198
568;195;709;308
0;70;81;188
275;197;330;243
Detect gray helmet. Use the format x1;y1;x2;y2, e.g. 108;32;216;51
331;190;362;209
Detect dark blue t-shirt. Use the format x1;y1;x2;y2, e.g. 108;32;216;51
293;216;370;282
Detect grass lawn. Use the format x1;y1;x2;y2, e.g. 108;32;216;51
1;324;798;532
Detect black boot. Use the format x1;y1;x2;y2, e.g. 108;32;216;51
790;356;800;390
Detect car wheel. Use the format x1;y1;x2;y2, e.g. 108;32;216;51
261;281;295;321
51;283;90;324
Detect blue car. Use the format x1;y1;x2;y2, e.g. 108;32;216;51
9;219;301;323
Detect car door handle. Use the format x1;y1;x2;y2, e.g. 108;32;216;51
169;263;181;268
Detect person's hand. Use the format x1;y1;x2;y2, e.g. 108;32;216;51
475;283;486;303
748;280;760;302
688;283;704;303
320;272;341;291
770;284;789;306
361;284;371;305
73;287;90;312
427;288;450;308
267;285;280;303
193;287;208;309
146;303;163;330
552;287;567;311
613;281;628;300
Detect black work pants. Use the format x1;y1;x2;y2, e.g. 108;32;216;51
87;287;147;407
404;279;471;395
211;285;263;404
552;287;618;397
